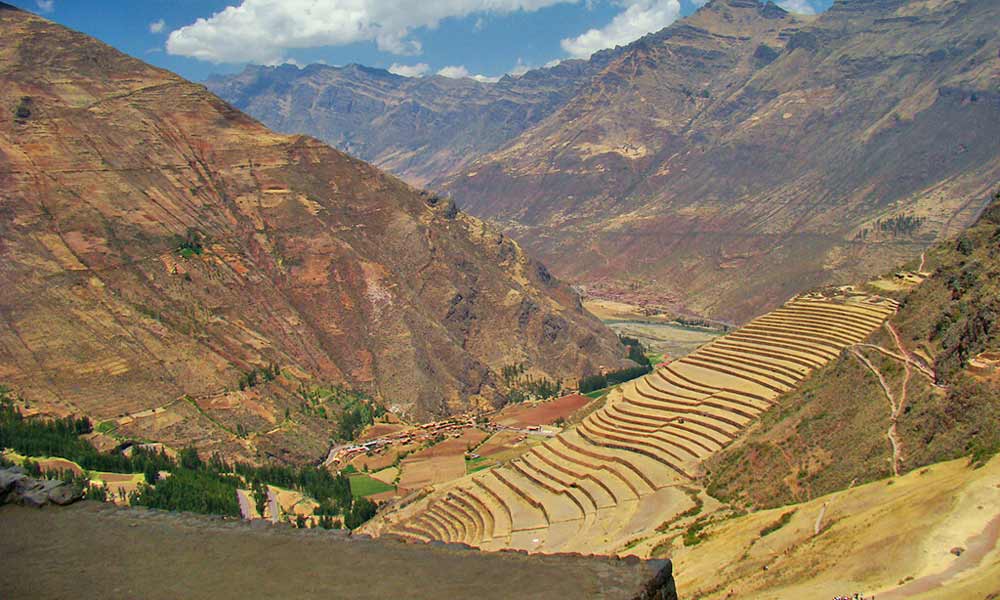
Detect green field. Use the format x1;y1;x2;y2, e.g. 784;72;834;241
348;474;394;497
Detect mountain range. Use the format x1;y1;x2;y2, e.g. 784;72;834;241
211;0;1000;324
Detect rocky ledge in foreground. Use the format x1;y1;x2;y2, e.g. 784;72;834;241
0;466;83;508
0;501;677;600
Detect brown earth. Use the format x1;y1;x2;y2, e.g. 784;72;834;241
0;4;628;463
0;502;676;600
495;394;591;427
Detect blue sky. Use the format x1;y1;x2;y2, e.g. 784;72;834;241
12;0;832;82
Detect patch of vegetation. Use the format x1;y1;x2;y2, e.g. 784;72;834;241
298;385;386;441
969;438;1000;469
13;96;31;120
759;510;796;537
348;474;394;497
682;518;710;547
619;334;652;368
132;468;242;516
175;228;205;258
579;365;652;394
237;363;281;390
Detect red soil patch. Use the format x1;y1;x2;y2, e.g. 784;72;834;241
494;394;590;427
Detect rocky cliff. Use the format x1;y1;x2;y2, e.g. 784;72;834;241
0;4;627;463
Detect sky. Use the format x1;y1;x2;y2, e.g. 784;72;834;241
11;0;833;83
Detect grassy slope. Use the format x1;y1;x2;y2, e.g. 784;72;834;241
706;194;1000;510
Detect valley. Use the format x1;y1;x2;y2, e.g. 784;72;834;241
1;1;999;598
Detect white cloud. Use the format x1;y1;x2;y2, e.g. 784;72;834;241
776;0;816;14
561;0;680;59
437;65;471;78
35;0;53;13
437;65;500;82
389;62;430;77
167;0;579;65
509;58;531;77
149;19;166;34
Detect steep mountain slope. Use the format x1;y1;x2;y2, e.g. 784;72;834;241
0;4;628;463
706;193;1000;510
207;56;616;187
442;0;1000;323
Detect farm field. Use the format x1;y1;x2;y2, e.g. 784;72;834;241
396;430;490;493
494;394;590;427
349;474;394;498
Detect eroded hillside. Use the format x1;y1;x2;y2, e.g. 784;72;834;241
0;4;628;463
442;0;1000;323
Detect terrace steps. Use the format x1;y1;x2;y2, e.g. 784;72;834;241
708;338;825;369
438;497;480;543
624;384;762;423
516;453;600;517
488;470;551;530
538;442;640;504
378;295;896;552
526;447;618;508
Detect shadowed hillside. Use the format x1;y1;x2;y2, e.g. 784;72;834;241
0;4;629;463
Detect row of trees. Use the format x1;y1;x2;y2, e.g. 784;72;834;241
578;335;653;394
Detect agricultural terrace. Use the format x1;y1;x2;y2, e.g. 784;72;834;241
367;292;899;555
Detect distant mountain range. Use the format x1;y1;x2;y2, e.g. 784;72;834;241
206;55;616;187
0;3;627;462
210;0;1000;324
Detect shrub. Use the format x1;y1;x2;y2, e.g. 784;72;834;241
759;510;796;537
13;96;31;120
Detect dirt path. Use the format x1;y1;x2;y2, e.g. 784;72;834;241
884;322;938;383
851;348;903;476
918;251;926;274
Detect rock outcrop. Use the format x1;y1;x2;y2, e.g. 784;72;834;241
0;467;84;507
